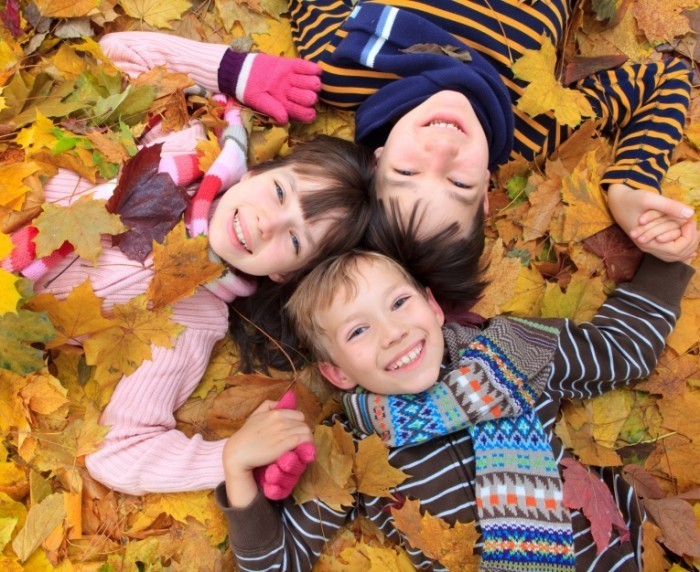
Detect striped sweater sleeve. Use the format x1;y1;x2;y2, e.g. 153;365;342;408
576;58;691;193
546;255;693;399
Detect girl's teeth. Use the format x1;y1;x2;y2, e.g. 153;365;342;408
233;213;252;253
389;345;422;370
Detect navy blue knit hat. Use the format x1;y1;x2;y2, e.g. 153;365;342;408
333;3;514;170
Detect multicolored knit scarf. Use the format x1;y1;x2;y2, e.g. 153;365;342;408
333;3;514;169
2;96;256;302
343;319;576;571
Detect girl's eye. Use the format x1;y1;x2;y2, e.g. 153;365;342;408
348;326;367;340
392;296;410;310
395;169;414;176
276;182;285;203
290;233;300;255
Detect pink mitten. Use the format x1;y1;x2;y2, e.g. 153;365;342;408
235;54;322;124
254;391;316;500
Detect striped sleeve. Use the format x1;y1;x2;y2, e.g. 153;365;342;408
577;58;691;193
546;255;692;399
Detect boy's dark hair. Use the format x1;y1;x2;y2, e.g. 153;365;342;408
228;135;375;373
365;198;489;315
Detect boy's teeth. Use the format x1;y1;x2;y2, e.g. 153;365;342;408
233;213;252;253
428;120;462;132
388;344;423;370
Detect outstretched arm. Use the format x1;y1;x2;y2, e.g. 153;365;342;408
99;31;321;123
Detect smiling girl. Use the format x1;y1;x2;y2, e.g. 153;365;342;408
2;33;373;495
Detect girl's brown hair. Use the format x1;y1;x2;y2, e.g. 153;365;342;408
229;135;375;372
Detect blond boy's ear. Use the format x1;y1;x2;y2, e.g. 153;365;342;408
425;287;445;327
318;362;357;391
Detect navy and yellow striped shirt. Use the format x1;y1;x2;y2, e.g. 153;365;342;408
289;0;691;192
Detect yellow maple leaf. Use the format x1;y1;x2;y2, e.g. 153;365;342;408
589;389;634;448
540;273;607;322
557;151;613;243
0;36;21;86
32;196;126;265
26;281;118;348
34;0;99;17
75;404;110;457
354;434;409;498
471;239;523;318
555;401;623;466
51;45;86;80
392;498;481;571
11;492;66;563
83;294;184;386
0;270;21;316
251;15;298;57
667;297;700;355
19;372;69;416
147;221;223;309
0;162;42;211
500;264;546;317
294;422;355;510
511;36;594;128
117;0;192;29
15;112;59;152
143;491;212;525
0;369;29;433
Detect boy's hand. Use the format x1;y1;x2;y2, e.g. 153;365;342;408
236;54;322;124
222;396;312;507
608;184;698;263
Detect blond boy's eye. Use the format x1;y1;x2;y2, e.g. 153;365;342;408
392;296;410;310
348;326;367;340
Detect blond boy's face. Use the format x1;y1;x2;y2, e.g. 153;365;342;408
316;258;445;395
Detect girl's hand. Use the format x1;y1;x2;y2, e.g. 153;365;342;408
222;399;312;507
235;53;322;124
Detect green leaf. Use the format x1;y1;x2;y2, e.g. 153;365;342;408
0;310;56;375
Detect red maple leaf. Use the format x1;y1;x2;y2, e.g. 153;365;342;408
0;0;22;38
106;143;190;263
583;224;643;283
561;457;631;553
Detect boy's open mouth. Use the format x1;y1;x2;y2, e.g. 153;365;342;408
426;119;463;133
386;341;424;371
233;211;252;253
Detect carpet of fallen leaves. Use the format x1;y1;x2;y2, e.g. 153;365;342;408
0;0;699;570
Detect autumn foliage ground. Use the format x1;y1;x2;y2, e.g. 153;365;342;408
0;0;699;570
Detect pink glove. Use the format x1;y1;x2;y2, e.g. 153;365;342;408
254;391;316;500
235;53;322;124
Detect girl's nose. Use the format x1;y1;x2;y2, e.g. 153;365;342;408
258;210;286;238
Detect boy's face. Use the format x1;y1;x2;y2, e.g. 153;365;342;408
316;258;446;395
209;165;337;281
374;90;490;238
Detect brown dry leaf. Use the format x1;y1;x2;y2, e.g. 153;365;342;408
633;0;695;43
26;280;117;348
392;498;481;571
646;439;700;493
33;196;126;265
636;353;698;399
147;221;224;309
643;496;700;558
642;521;671;571
522;173;562;242
294;422;355;509
354;435;409;498
83;294;184;386
0;369;29;433
658;389;700;444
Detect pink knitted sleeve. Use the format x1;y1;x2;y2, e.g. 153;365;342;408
85;293;230;494
99;31;227;94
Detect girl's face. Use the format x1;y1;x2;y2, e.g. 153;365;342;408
209;165;336;281
374;90;490;237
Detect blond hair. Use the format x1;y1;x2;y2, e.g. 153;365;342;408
285;250;425;362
